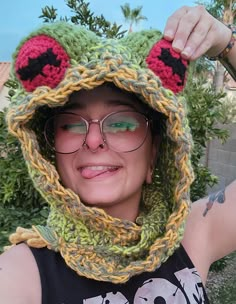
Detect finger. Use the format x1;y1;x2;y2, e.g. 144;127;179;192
171;6;206;53
163;6;190;41
183;18;231;60
180;17;213;60
185;25;214;60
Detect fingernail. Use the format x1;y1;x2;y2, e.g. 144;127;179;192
172;40;183;51
164;30;174;39
182;46;192;58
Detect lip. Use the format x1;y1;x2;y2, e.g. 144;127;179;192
78;164;122;180
78;162;122;169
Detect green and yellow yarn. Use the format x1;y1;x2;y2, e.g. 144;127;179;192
6;22;194;283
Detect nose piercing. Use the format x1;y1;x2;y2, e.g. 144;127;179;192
97;143;105;149
82;142;106;153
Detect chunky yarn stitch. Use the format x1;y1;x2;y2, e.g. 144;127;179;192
15;35;70;91
6;22;194;283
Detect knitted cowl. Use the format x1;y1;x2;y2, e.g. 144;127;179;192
6;22;194;283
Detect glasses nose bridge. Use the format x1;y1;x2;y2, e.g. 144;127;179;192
82;117;106;152
87;118;103;134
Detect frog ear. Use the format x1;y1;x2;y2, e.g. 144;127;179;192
146;38;188;93
121;31;188;94
13;22;99;92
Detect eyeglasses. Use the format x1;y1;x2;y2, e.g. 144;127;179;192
44;111;150;154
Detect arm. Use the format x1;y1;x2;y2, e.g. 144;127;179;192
163;5;236;281
163;5;236;260
163;5;236;75
204;180;236;262
0;243;40;304
182;180;236;283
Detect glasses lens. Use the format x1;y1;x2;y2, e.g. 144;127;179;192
103;111;148;152
44;113;87;153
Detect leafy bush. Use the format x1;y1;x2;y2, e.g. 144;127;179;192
219;95;236;124
0;206;48;251
0;110;48;252
39;0;126;39
210;254;230;272
183;71;229;201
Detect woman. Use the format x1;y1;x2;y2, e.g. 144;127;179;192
0;5;236;304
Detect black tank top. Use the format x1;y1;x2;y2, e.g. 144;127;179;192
30;244;209;303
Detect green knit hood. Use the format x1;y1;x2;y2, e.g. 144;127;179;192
6;22;194;283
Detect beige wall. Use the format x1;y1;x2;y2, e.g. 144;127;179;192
207;123;236;193
0;86;9;110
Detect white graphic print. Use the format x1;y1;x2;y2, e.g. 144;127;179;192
83;267;206;303
134;278;187;303
175;267;205;303
83;291;129;303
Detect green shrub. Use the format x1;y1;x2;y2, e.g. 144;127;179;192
0;110;48;252
210;255;230;272
219;95;236;124
183;72;229;201
0;205;48;251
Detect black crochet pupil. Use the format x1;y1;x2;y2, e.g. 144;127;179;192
17;48;61;82
158;48;186;86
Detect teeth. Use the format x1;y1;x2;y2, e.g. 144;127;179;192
84;166;116;170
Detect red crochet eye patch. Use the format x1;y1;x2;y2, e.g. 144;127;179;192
146;39;188;94
15;35;70;92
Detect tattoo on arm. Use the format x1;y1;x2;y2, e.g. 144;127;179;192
203;188;226;217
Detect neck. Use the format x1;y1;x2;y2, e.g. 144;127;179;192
88;191;142;222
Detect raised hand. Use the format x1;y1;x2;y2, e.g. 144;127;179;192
163;5;232;61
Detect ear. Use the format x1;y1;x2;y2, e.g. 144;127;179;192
146;39;188;93
13;22;99;92
146;135;161;184
121;30;188;94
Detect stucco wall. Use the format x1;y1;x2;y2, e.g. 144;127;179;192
207;123;236;192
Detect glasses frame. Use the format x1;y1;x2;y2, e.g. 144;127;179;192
44;110;150;154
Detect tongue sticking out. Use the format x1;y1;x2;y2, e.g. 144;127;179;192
80;166;118;179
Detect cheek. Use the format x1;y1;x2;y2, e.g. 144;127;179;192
55;154;73;186
142;134;156;167
127;137;153;178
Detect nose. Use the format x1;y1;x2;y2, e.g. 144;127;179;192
83;122;107;152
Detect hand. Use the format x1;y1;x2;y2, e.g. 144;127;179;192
163;5;232;61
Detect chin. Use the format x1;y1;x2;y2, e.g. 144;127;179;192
82;197;117;207
79;191;119;207
83;202;113;212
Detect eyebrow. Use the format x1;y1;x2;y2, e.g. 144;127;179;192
61;99;140;111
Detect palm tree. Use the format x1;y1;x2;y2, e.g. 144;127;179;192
120;3;147;33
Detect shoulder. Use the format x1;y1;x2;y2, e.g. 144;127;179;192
182;180;236;284
0;243;41;304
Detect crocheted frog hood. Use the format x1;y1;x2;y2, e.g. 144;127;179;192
7;22;194;283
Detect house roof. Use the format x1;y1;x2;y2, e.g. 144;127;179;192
0;62;11;91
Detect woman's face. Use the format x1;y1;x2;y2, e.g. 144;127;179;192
55;85;158;221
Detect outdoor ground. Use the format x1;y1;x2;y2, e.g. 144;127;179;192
206;252;236;303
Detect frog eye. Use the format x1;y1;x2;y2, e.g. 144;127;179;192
15;34;70;92
146;39;188;93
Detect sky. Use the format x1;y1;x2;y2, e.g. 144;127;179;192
0;0;200;62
